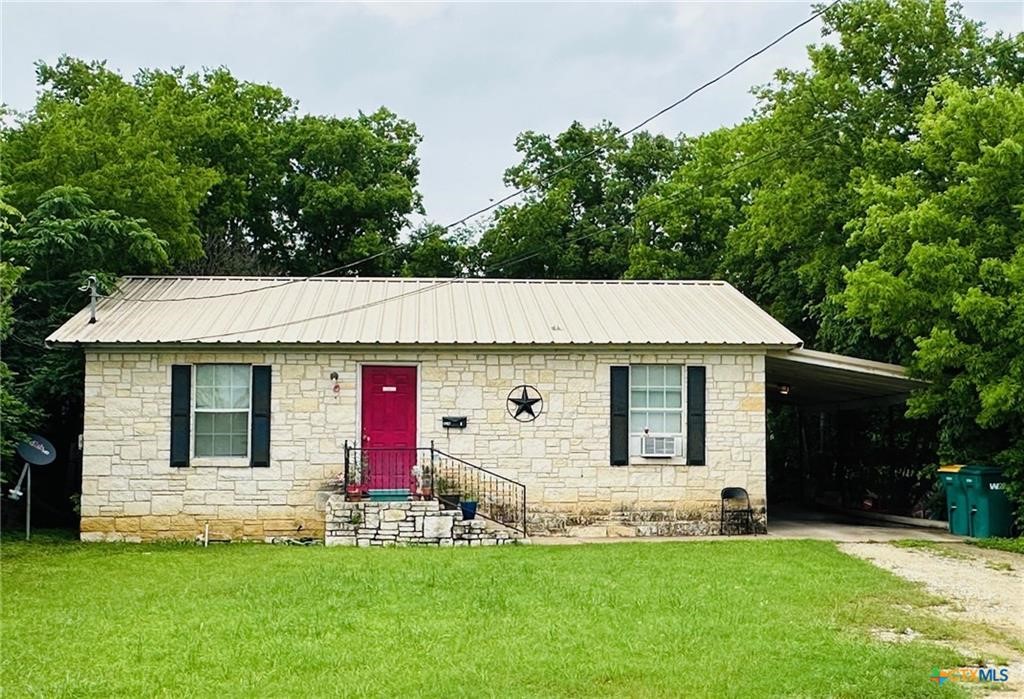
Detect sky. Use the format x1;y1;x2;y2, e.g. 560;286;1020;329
2;1;1022;229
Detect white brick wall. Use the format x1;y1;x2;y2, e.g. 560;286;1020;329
80;348;766;540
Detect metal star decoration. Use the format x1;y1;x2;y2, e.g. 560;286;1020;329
507;385;543;422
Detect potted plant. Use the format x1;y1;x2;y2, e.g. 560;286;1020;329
460;486;479;521
340;462;365;502
435;474;461;510
413;465;432;500
345;483;363;502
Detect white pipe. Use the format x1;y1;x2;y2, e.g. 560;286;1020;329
26;464;31;541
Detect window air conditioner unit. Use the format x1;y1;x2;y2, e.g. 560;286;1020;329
640;435;677;458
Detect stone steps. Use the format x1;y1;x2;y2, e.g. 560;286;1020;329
325;495;526;547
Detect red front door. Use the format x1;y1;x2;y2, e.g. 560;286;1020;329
361;365;417;490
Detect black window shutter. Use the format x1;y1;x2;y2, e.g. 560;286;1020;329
250;365;271;467
687;366;706;466
610;366;630;466
170;365;191;467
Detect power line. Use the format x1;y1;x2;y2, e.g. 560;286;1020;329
100;249;393;303
636;126;834;215
172;228;611;342
170;125;836;342
107;0;841;305
440;0;843;229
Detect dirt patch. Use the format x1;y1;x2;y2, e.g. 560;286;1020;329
841;541;1024;696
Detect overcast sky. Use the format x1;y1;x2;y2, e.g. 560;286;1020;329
3;1;1021;228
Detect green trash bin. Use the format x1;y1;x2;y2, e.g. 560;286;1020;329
961;465;1013;538
938;465;969;535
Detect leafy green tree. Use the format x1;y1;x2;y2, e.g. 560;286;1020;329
628;0;1022;348
2;186;169;482
841;81;1024;521
657;1;1023;520
279;109;423;276
2;58;425;276
478;122;687;278
2;59;218;264
0;196;38;467
627;126;753;281
133;67;298;274
400;224;475;277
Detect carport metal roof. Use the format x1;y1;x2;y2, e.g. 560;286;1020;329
766;348;926;409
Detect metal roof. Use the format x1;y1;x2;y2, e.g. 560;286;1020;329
46;276;804;347
765;348;926;408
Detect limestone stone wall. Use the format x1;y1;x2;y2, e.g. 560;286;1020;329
80;347;765;541
325;497;520;547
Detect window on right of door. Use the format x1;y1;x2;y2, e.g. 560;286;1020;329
629;364;684;457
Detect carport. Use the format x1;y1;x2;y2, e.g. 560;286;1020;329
763;348;931;523
766;348;924;411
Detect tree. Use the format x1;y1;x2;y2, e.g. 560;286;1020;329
626;127;750;281
629;0;1022;349
2;186;169;484
0;195;38;467
1;59;218;264
134;67;298;274
279;109;423;276
2;58;425;276
399;224;475;277
841;81;1024;522
481;0;1024;520
478;122;687;278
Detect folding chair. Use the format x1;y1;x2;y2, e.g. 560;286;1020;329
720;487;755;535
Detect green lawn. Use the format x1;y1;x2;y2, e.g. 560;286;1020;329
2;535;968;698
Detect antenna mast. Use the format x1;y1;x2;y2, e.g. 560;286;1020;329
79;275;99;323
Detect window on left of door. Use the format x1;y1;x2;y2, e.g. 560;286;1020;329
193;364;251;458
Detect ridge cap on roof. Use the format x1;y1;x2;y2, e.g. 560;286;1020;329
120;275;730;285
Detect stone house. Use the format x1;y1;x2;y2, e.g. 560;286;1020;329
48;277;917;542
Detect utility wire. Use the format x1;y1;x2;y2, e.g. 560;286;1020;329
444;0;843;229
637;126;834;214
170;124;836;342
172;228;611;342
101;249;393;303
106;0;841;305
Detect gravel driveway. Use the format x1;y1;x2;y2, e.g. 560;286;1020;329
840;541;1023;695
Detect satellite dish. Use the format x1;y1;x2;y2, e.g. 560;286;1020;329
16;434;56;466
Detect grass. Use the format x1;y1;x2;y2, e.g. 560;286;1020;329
968;537;1024;555
892;539;970;560
1;534;969;698
985;560;1014;572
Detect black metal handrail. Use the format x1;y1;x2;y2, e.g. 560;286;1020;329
343;441;527;535
343;444;432;494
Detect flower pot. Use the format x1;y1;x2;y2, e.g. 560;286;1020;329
460;500;478;520
345;485;363;502
438;492;460;510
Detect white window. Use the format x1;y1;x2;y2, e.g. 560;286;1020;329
630;365;684;454
194;364;251;458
